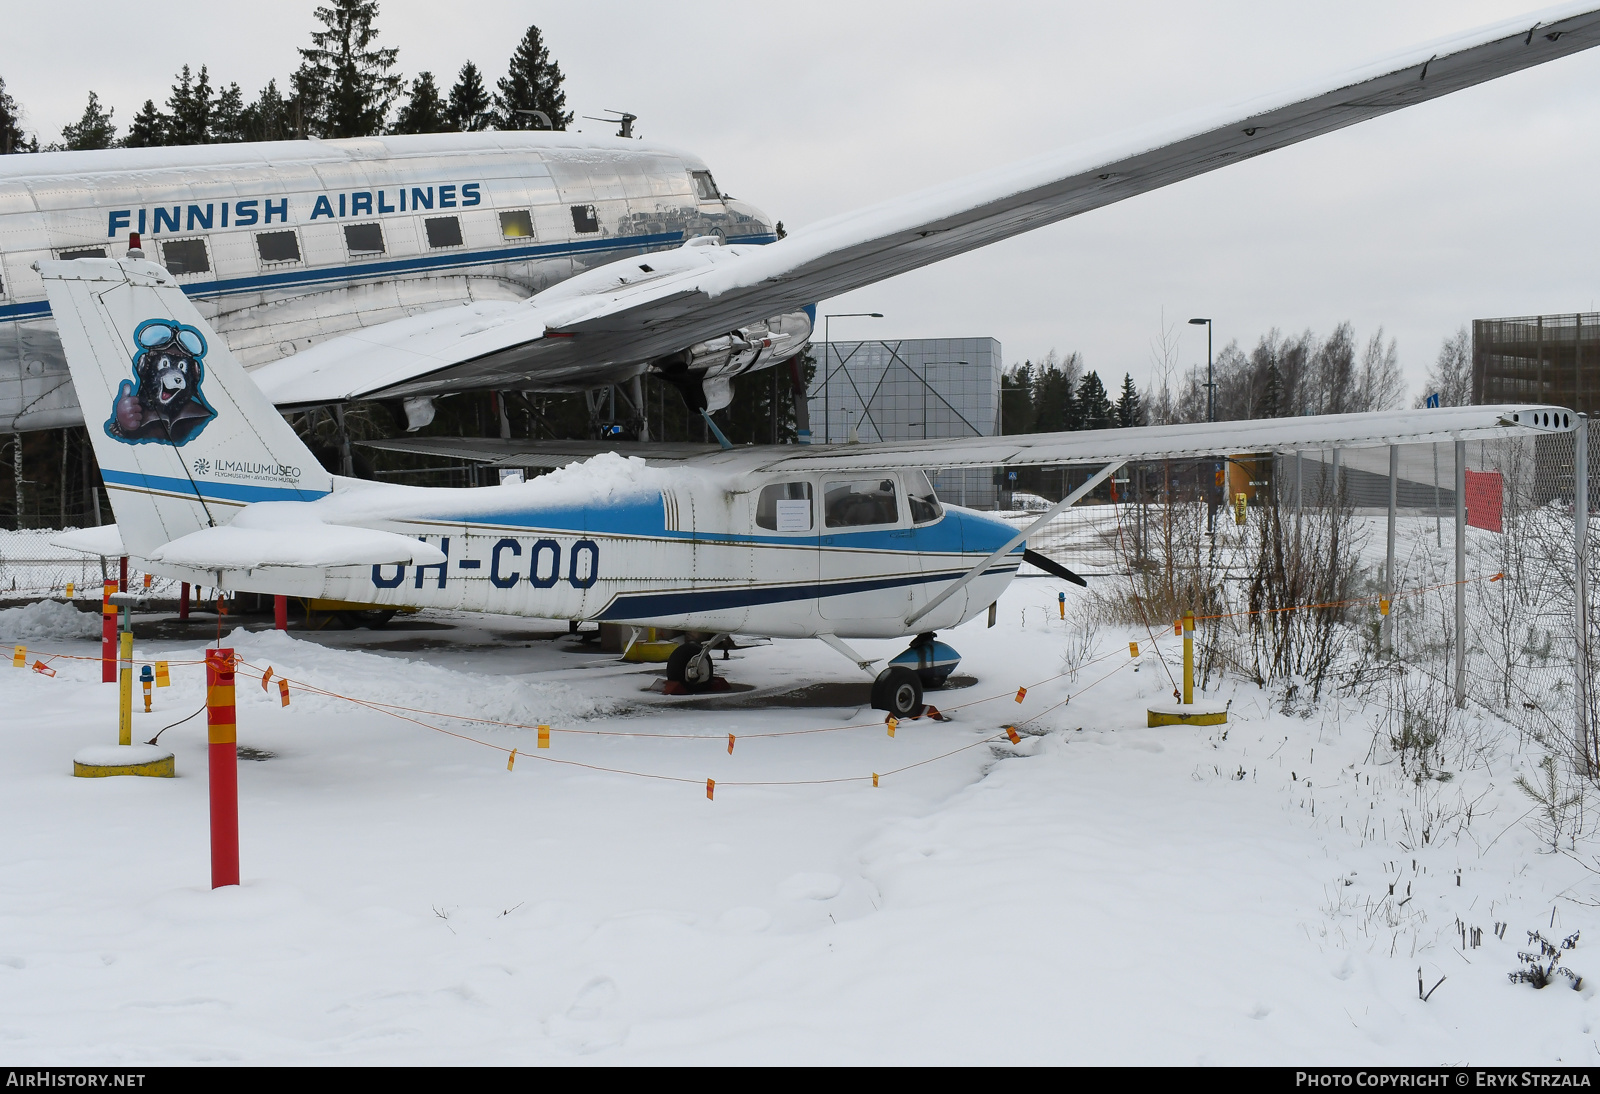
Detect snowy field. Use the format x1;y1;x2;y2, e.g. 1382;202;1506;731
2;574;1598;1065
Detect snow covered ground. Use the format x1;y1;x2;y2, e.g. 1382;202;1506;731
2;574;1598;1065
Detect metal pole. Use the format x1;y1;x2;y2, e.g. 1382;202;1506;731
1183;610;1195;704
1385;444;1398;653
1440;444;1452;547
824;315;831;445
1331;448;1341;510
1455;439;1467;709
1576;415;1591;771
1294;450;1302;543
206;648;240;889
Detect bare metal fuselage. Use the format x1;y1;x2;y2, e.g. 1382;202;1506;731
0;132;776;431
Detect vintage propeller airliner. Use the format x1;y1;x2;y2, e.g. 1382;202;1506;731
39;257;1574;716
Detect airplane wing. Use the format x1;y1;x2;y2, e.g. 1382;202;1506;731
357;435;723;469
255;4;1600;407
736;405;1575;474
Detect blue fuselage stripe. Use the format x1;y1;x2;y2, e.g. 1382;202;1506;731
102;468;331;505
594;565;1019;620
0;231;778;322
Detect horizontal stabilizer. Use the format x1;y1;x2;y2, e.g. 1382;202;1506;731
51;525;127;558
148;523;446;571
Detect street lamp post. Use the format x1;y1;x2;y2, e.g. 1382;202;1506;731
823;312;883;444
1190;317;1216;534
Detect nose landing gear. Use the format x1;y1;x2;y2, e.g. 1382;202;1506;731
664;638;733;695
872;634;962;718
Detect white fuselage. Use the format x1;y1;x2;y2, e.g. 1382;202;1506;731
0;133;775;430
144;462;1022;640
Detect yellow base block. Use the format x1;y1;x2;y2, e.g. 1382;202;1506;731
72;745;175;778
623;640;681;663
1147;704;1229;727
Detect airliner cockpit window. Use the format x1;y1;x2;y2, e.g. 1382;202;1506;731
691;171;720;202
824;479;900;529
756;481;813;532
908;470;943;524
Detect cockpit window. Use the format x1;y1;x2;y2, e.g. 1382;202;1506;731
825;479;899;529
908;470;943;524
756;481;813;532
691;171;720;202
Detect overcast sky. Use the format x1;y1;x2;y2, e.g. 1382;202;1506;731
6;1;1600;402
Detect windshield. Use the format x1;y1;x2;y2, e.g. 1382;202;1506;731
908;470;943;524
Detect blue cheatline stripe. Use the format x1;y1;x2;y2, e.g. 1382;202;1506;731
0;230;779;323
593;565;1019;621
101;467;331;504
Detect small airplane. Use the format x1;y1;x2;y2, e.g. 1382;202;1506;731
4;5;1600;441
38;256;1574;715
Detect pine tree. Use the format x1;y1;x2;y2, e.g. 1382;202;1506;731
1115;373;1144;428
494;25;572;130
238;80;295;142
211;82;245;142
165;65;215;144
392;71;447;134
60;90;116;150
446;62;491;132
1077;371;1114;429
298;0;402;138
1031;350;1081;432
1000;363;1036;435
0;76;30;154
1419;327;1473;408
123;99;168;147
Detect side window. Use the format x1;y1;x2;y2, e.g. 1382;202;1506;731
498;210;534;239
908;470;943;524
58;247;107;260
824;479;900;529
691;171;720;202
159;237;210;275
256;230;301;264
756;482;813;532
570;204;599;234
344;222;385;257
424;216;463;248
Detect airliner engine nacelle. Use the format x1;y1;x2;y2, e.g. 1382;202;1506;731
656;309;814;412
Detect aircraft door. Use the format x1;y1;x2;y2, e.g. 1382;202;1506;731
901;470;952;623
818;475;912;629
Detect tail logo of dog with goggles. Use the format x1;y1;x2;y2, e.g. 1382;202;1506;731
105;320;218;446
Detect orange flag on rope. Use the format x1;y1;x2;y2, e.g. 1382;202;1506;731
706;778;715;801
727;734;735;755
1014;686;1027;704
261;666;274;691
278;678;290;707
31;660;55;677
1005;725;1022;744
507;748;517;772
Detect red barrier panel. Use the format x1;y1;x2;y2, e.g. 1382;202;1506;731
1465;469;1504;533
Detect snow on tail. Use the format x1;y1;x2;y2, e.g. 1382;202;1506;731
37;256;332;556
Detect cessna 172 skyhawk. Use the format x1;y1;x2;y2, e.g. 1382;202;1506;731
4;4;1600;440
39;258;1575;715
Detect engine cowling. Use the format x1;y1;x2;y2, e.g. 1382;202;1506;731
655;310;814;412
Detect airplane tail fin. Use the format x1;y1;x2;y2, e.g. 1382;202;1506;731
38;257;333;558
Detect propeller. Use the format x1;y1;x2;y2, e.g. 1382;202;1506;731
1022;549;1086;587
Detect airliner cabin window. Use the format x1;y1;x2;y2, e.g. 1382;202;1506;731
255;230;300;264
159;238;210;275
58;247;106;261
908;470;943;524
570;205;599;233
756;482;813;532
499;210;534;239
425;216;463;248
691;171;720;202
824;479;900;529
344;222;385;257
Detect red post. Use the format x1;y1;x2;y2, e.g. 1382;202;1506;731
100;580;117;683
118;555;128;593
178;582;190;620
205;649;239;888
274;595;288;631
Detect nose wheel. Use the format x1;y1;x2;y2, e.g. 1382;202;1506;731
871;666;924;718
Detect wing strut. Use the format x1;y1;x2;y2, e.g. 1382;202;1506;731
907;460;1125;628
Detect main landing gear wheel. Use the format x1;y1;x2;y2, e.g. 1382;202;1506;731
338;609;396;629
871;666;924;719
666;641;715;693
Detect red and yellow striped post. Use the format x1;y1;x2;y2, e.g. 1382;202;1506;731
206;649;239;888
100;580;117;683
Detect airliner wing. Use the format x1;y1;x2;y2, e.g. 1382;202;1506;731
256;4;1600;406
742;405;1575;474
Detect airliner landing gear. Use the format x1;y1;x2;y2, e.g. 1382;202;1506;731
887;632;962;689
664;638;732;695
